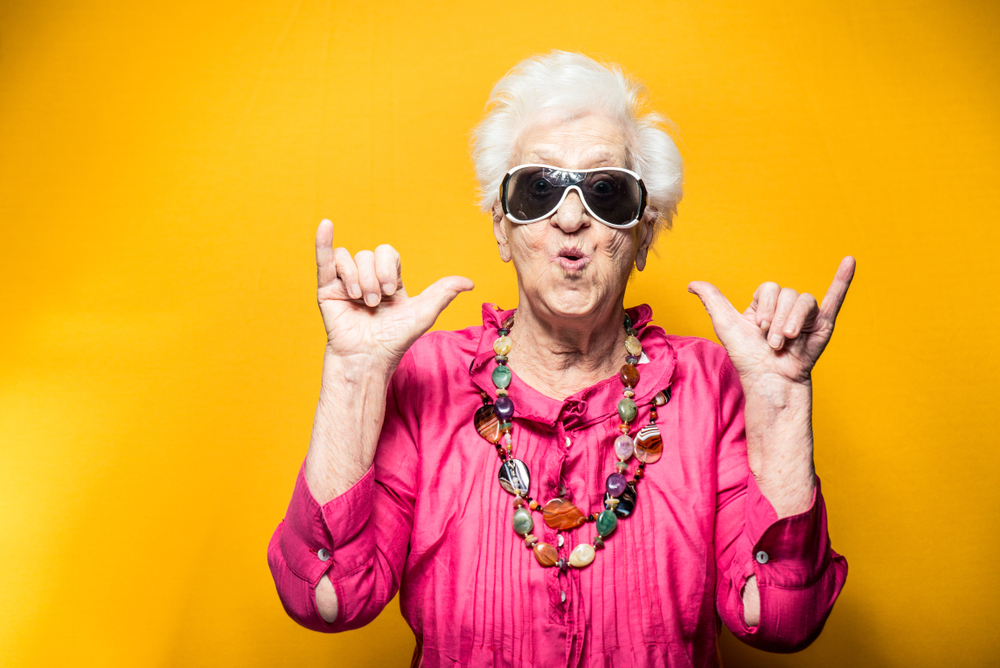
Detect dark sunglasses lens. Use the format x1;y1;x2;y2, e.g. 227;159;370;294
505;167;564;221
582;171;642;226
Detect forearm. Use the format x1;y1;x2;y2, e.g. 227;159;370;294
305;350;393;505
742;376;815;519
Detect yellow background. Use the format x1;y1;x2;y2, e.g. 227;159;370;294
2;1;998;666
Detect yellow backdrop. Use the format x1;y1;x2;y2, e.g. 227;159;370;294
2;1;998;666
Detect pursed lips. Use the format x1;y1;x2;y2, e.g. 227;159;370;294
554;246;590;272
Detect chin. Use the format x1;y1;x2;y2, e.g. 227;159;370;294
543;293;605;321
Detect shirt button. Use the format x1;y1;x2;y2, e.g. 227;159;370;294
565;436;571;448
560;591;566;603
755;550;769;564
557;534;564;547
317;548;330;562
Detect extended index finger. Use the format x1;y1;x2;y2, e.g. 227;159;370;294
818;256;856;323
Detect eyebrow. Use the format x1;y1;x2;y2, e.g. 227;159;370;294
527;148;622;167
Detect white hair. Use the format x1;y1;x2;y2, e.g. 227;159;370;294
471;51;683;236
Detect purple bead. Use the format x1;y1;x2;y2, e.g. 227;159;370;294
494;395;515;420
614;434;634;460
626;355;640;365
606;472;627;497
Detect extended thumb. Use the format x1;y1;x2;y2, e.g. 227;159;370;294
687;281;738;329
414;276;475;323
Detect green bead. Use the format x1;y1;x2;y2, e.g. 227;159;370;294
512;508;534;535
492;365;512;389
623;313;632;329
617;397;638;423
596;509;618;537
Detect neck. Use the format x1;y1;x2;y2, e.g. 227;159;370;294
507;299;627;401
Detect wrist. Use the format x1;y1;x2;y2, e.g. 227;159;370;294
321;349;395;389
740;373;812;406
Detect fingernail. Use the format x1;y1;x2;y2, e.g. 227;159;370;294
350;285;362;299
769;334;783;348
365;293;379;306
382;282;395;295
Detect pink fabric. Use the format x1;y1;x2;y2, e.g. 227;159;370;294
268;304;848;667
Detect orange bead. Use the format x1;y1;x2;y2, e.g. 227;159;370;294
619;364;639;388
533;542;559;567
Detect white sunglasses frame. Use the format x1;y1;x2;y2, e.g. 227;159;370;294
499;163;647;229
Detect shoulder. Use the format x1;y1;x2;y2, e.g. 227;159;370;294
406;325;482;365
664;334;739;387
665;334;727;360
392;324;484;389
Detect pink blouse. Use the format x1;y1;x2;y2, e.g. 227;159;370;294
268;304;847;667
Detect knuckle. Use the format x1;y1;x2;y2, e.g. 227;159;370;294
334;259;356;278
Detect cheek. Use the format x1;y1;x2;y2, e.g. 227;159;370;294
603;231;639;271
508;228;549;274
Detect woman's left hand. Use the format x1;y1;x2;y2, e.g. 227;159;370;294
687;257;856;388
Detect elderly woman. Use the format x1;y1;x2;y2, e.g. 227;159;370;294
268;52;851;667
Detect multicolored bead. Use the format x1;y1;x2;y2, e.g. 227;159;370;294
569;543;596;568
493;335;512;356
605;483;637;518
624;335;642;356
512;508;534;535
492;365;512;389
633;423;663;464
617;397;638;423
494;395;514;421
474;404;501;443
533;542;559;567
497;459;530;495
542;498;587;530
613;433;634;460
596;509;618;537
620;364;639;388
651;387;672;406
606;472;627;497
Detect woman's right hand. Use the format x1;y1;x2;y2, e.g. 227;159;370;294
315;219;474;374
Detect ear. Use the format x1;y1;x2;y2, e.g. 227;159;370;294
492;203;512;263
634;213;657;271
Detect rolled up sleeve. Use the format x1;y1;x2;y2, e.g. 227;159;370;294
267;466;378;632
267;351;419;633
720;475;848;651
713;356;848;652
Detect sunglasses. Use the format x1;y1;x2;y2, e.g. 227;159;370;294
500;164;648;229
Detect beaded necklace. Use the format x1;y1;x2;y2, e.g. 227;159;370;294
473;312;672;569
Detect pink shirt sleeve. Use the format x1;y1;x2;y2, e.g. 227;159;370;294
266;352;419;633
713;359;848;651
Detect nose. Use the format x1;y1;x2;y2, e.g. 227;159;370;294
551;187;590;233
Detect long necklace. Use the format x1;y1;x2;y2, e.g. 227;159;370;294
473;312;672;569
